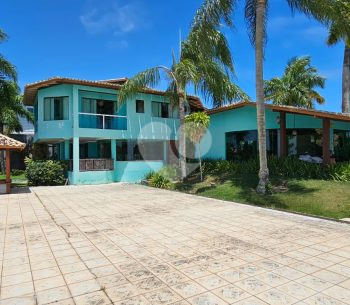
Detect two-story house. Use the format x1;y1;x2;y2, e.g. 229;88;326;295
23;77;204;185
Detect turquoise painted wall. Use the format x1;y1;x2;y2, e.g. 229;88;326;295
114;161;164;182
35;84;73;142
68;170;115;185
68;161;164;184
200;105;350;159
34;84;179;142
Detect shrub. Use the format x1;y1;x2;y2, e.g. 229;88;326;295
201;156;350;182
25;158;65;186
157;165;180;181
144;165;180;189
11;169;25;176
149;173;173;189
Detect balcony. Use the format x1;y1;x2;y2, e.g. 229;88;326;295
79;113;127;130
68;159;114;171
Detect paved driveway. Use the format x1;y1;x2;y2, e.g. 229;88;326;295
1;184;350;305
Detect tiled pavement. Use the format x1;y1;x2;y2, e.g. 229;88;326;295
1;184;350;305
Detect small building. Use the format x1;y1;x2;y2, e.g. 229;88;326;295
200;101;350;163
23;77;204;185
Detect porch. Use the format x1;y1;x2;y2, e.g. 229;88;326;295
47;138;179;184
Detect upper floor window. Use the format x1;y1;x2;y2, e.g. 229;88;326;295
136;100;144;113
44;97;68;121
152;101;169;118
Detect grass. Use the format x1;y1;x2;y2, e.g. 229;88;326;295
175;174;350;220
0;173;28;187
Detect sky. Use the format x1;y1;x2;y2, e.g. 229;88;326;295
0;0;345;112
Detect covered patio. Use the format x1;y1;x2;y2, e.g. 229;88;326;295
0;133;26;194
275;105;350;164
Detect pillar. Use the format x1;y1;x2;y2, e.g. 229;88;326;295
163;140;167;164
72;137;80;184
5;149;11;194
323;118;331;165
279;112;287;157
64;140;70;160
111;139;116;161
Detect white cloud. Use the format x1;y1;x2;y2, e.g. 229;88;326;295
80;1;148;35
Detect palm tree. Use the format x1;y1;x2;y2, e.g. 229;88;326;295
184;112;210;181
0;29;32;134
326;0;350;114
265;56;326;109
118;26;246;180
192;0;332;193
0;29;33;172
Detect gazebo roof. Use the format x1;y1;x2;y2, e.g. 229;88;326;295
0;134;26;150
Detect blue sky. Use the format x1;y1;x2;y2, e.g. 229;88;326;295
0;0;345;112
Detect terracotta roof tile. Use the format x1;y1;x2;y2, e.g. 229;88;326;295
0;134;26;150
23;77;204;110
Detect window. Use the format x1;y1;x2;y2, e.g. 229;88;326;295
136;100;144;113
44;97;68;121
116;140;164;161
152;101;169;118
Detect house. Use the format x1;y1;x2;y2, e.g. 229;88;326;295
23;77;204;184
10;105;34;170
200;101;350;163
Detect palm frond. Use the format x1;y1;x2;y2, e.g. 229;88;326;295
0;29;8;42
192;0;236;30
118;67;162;104
0;55;17;81
264;56;325;108
244;0;268;47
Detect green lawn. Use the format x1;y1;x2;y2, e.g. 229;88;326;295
175;175;350;220
0;173;27;186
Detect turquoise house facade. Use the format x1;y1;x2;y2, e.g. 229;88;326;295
23;77;203;184
200;101;350;163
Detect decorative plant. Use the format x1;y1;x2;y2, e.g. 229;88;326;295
184;112;210;181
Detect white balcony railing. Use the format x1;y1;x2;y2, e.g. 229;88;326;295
79;112;127;130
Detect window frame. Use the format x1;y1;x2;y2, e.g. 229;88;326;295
136;99;145;113
151;101;169;118
43;96;69;121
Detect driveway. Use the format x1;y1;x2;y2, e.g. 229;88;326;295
1;184;350;305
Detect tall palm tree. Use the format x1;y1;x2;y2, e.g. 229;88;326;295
193;0;332;193
0;29;33;172
0;29;32;134
326;0;350;114
265;56;326;109
118;26;246;180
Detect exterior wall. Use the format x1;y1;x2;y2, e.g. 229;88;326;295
201;105;350;160
35;84;73;142
68;161;164;184
33;84;178;185
34;84;179;143
115;161;164;182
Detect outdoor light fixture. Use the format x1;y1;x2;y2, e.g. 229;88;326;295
98;100;104;107
292;130;297;136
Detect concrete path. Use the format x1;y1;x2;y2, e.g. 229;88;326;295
1;183;350;305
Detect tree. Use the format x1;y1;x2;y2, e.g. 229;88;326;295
0;29;32;134
0;29;33;173
326;0;350;114
265;56;326;108
184;112;210;181
192;0;332;193
118;24;246;180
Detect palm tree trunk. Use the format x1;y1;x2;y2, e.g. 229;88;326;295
0;123;5;173
178;94;187;180
342;45;350;114
198;143;203;181
255;0;269;194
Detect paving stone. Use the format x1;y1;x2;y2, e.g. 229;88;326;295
1;184;350;305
